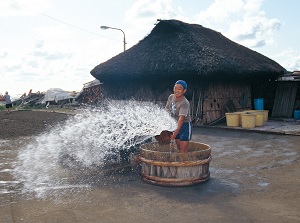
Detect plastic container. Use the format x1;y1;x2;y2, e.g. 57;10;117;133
258;110;269;122
294;110;300;120
255;112;264;127
225;113;240;127
234;112;244;126
245;110;268;122
241;113;256;128
254;98;264;110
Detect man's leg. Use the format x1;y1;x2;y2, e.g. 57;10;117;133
175;139;181;150
179;141;189;153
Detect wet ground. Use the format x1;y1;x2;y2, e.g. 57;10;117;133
0;111;299;223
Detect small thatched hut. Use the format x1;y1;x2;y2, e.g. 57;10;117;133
76;79;103;105
91;19;285;125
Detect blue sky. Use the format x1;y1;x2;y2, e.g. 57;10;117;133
1;0;299;97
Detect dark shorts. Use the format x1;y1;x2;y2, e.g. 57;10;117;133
175;122;192;141
6;104;12;108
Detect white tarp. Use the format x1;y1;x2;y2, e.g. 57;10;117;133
42;88;74;103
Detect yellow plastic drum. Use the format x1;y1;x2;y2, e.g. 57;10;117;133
234;112;244;126
241;113;256;128
245;110;268;122
255;112;264;127
225;113;240;127
256;110;269;122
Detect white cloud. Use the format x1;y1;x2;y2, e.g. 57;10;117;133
0;51;8;58
34;25;74;41
0;24;99;95
195;0;281;49
125;0;174;25
196;0;244;26
276;48;300;72
0;0;53;16
226;13;281;48
124;0;189;46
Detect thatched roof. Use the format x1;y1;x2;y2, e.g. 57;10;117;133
91;19;285;83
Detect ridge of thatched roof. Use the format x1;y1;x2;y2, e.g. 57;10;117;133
91;19;285;83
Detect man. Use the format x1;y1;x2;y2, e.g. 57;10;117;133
3;92;12;113
165;80;192;152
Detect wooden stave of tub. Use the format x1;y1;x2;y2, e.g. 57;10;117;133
139;142;211;186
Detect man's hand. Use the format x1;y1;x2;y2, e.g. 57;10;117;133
170;131;178;140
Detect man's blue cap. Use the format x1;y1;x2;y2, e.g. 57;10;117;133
175;80;187;89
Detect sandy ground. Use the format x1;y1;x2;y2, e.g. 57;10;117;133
0;110;299;223
0;110;71;139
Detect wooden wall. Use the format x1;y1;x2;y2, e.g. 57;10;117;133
102;81;252;126
80;85;103;105
272;82;299;118
190;82;252;125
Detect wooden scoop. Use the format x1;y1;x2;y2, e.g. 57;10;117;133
154;130;173;143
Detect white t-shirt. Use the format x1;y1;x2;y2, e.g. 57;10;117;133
165;94;191;122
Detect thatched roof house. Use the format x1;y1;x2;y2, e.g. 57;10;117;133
91;19;284;82
90;19;286;125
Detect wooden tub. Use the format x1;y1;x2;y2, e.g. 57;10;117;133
139;142;211;186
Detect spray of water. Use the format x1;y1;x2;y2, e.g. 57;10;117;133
13;100;176;198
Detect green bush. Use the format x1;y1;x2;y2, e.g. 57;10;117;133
21;104;46;110
0;105;16;111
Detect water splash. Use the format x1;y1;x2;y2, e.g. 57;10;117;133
13;100;176;198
